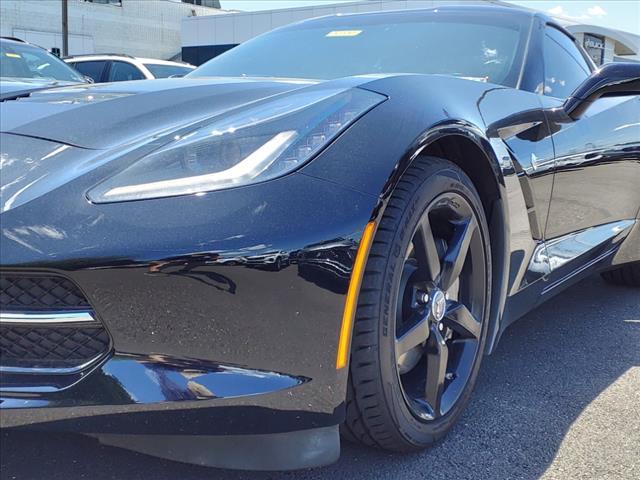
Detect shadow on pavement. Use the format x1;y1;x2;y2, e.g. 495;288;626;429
1;275;639;480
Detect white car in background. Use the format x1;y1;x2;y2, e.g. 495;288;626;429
64;54;195;83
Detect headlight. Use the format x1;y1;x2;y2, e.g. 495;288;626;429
88;87;385;203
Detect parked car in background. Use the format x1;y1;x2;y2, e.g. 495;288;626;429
64;54;195;83
0;37;88;100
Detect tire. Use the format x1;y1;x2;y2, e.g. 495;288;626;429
601;262;640;287
341;156;492;452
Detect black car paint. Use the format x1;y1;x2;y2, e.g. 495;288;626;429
0;6;638;469
0;78;313;149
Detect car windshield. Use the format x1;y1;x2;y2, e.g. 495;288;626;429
190;12;529;87
144;63;195;78
0;41;85;83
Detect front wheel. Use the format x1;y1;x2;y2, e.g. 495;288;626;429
342;157;492;451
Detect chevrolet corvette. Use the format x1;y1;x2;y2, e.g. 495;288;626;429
1;6;639;471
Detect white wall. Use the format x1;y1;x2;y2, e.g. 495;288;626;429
11;28;95;55
1;0;227;59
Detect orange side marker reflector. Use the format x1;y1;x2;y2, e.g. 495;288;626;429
336;221;376;369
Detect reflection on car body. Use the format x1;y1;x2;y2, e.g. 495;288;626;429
296;238;357;293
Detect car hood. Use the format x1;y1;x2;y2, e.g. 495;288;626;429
0;77;318;150
0;77;82;101
1;75;389;213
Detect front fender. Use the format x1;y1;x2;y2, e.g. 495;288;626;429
303;74;554;354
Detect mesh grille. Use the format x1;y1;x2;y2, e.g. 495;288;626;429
0;274;109;371
0;274;90;311
0;325;110;369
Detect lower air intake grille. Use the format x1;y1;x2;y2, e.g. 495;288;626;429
0;324;110;370
0;274;91;311
1;273;110;372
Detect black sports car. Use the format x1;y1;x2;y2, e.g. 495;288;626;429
1;6;639;471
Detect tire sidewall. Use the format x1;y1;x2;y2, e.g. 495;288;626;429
377;164;492;445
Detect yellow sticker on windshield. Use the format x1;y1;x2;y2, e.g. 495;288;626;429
326;30;362;38
5;53;22;58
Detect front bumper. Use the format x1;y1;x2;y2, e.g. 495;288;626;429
1;351;328;435
1;348;341;470
0;162;379;466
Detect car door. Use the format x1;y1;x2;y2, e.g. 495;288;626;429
106;60;146;82
71;60;108;83
540;26;640;241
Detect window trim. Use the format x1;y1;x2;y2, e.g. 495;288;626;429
136;62;155;80
518;16;545;95
515;16;536;91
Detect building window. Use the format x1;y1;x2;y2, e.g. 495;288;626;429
583;33;605;66
181;0;221;8
84;0;122;6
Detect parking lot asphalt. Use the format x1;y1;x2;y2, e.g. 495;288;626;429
1;274;639;480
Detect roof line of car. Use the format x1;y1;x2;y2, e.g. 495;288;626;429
63;53;136;60
0;36;27;43
298;4;541;21
64;55;194;66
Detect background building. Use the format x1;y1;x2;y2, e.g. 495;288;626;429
0;0;227;60
181;0;640;66
568;25;639;65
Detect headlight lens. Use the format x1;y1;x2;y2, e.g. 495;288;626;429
88;87;385;203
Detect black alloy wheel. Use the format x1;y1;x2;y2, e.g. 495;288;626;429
395;190;487;421
342;156;492;451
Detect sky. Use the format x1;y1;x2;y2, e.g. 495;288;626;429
219;1;640;35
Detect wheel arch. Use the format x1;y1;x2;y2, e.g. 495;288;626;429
375;121;510;354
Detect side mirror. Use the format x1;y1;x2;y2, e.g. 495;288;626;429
83;75;95;84
564;62;640;120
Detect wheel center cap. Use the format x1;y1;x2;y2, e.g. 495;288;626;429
431;289;447;322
